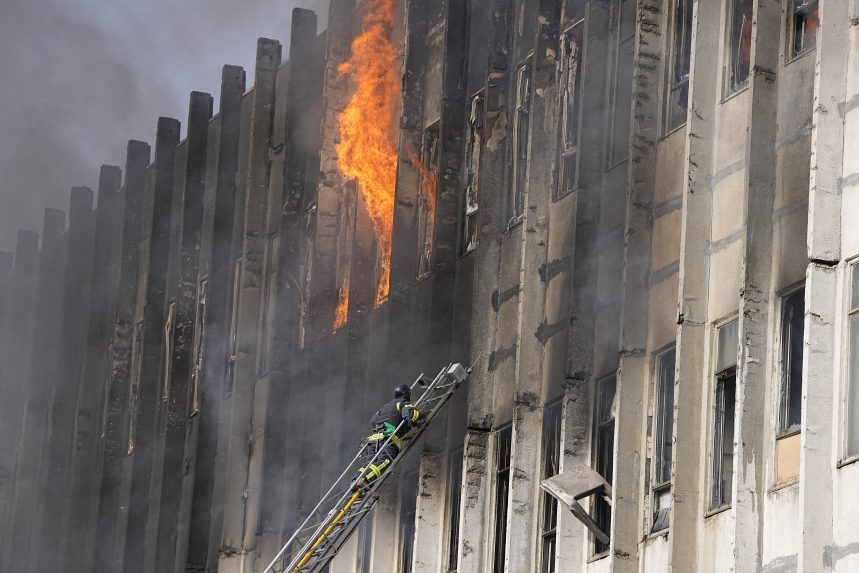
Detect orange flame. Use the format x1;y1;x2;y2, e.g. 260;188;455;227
333;286;349;331
336;0;400;306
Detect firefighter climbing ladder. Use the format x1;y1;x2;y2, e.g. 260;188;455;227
261;362;470;573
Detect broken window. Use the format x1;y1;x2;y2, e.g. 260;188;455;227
592;375;616;554
727;0;753;95
651;347;676;532
224;258;242;398
447;448;463;572
541;400;562;573
493;425;512;573
847;264;859;458
791;1;819;58
127;320;145;455
418;124;440;278
556;21;584;200
400;470;419;573
664;0;693;134
510;59;532;227
190;278;208;417
607;0;635;167
461;92;484;256
711;319;738;509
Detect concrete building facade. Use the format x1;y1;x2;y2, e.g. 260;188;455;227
2;0;859;572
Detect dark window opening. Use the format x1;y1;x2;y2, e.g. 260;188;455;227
664;0;693;133
493;426;512;573
447;449;463;572
401;470;419;573
779;288;805;435
728;0;753;95
510;60;532;226
651;348;676;533
711;319;738;509
556;22;584;200
418;124;440;277
461;92;484;256
592;376;616;554
607;0;635;167
541;401;562;572
791;1;819;58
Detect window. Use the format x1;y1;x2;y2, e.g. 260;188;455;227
510;59;532;226
162;301;176;402
711;319;738;509
493;425;512;573
190;278;208;417
556;22;584;200
127;320;145;455
727;0;753;95
651;348;676;532
541;401;562;572
358;517;373;573
461;92;484;255
400;470;419;573
664;0;693;133
418;124;440;277
791;1;819;58
225;258;242;398
447;448;463;572
592;375;616;554
607;0;635;167
779;288;805;435
847;264;859;458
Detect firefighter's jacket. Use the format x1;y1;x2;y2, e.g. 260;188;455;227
367;399;421;447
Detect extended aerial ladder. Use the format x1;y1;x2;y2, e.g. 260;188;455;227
261;362;470;573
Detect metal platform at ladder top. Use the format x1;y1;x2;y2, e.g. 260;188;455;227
261;362;470;573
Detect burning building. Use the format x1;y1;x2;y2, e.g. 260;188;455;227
1;0;859;571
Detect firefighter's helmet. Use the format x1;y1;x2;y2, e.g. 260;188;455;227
393;384;411;401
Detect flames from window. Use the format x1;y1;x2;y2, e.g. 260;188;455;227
336;0;400;308
333;286;349;331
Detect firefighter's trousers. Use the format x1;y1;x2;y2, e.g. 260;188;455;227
359;433;402;483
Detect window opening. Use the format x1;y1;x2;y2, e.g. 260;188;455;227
493;425;512;573
651;347;676;532
127;320;145;455
791;1;819;58
847;264;859;457
461;92;484;255
592;375;616;554
727;0;753;95
418;124;440;278
510;59;532;227
779;288;805;435
157;301;177;435
225;258;242;398
664;0;693;133
400;470;419;573
190;278;208;417
541;401;562;572
711;319;738;509
556;22;585;200
447;448;464;572
358;516;374;573
607;0;635;167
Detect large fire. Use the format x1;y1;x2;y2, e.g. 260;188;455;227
336;0;400;308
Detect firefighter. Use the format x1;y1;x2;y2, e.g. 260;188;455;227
352;384;422;492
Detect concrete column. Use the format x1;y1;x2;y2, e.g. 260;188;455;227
799;1;849;570
93;140;151;573
610;1;664;570
184;64;245;573
123;117;181;573
152;91;213;573
217;38;281;573
35;186;96;573
60;165;123;573
668;0;721;569
5;207;65;573
0;230;38;553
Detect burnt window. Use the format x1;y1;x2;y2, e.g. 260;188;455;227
461;92;484;256
447;448;463;572
493;425;512;573
592;375;616;554
727;0;753;95
556;22;584;200
510;59;532;226
607;0;635;167
651;347;676;533
664;0;693;133
711;319;738;509
791;1;819;58
190;278;208;417
400;470;419;573
225;258;242;398
541;401;562;572
418;124;440;278
846;264;859;458
127;320;145;455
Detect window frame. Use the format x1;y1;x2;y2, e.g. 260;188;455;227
591;374;616;556
605;0;635;170
662;0;693;136
400;469;419;573
418;122;441;278
509;57;533;229
843;261;859;463
539;400;563;573
777;285;806;438
224;258;242;398
127;319;145;456
492;424;513;573
460;91;484;257
555;20;585;201
788;0;819;61
725;0;754;98
708;317;738;513
650;346;676;533
190;276;208;418
446;447;464;572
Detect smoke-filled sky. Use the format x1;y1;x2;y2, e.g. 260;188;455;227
0;0;328;253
